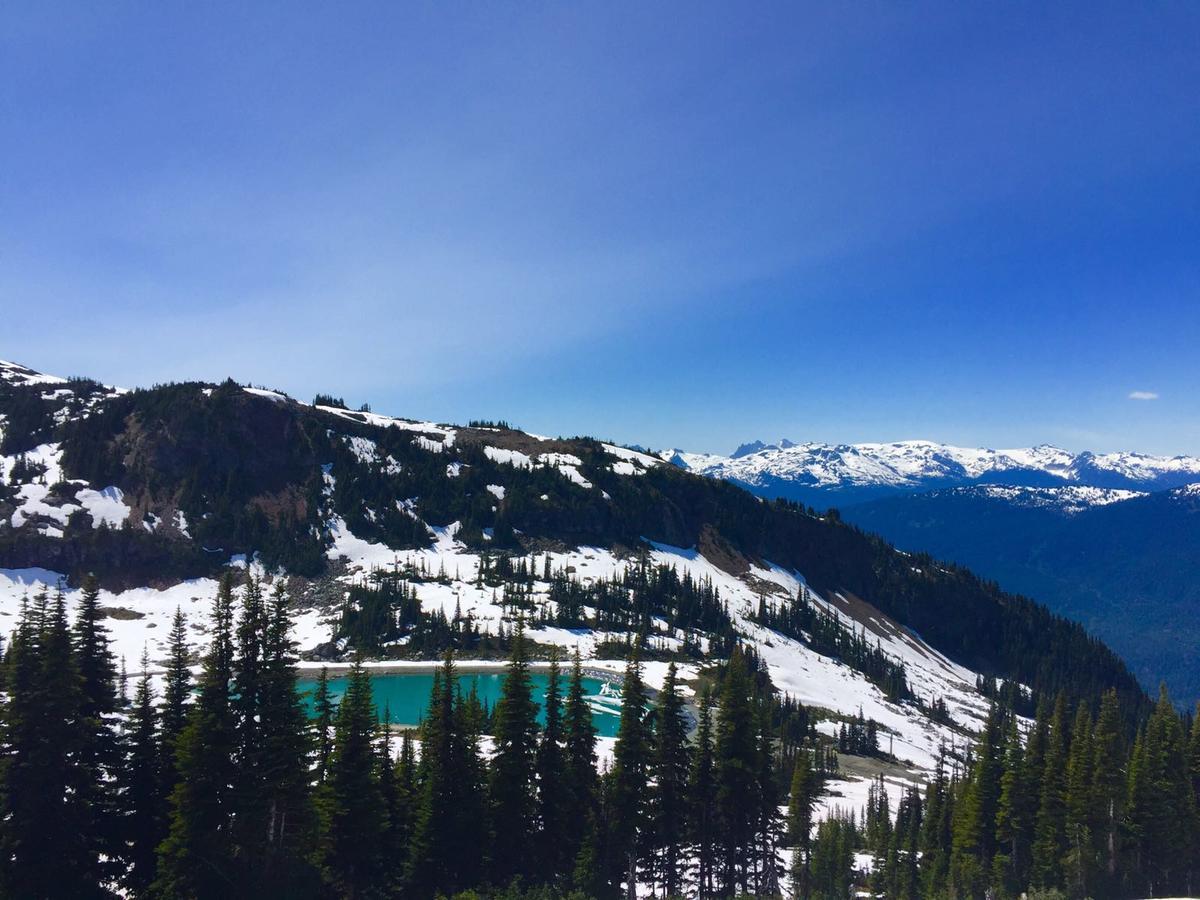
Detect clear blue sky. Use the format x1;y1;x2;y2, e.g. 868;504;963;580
3;3;1198;455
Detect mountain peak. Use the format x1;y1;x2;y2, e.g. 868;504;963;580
730;438;796;458
0;359;66;387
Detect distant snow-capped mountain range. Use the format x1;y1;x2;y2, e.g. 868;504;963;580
662;438;1200;507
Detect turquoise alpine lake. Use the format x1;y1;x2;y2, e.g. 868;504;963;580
300;670;623;738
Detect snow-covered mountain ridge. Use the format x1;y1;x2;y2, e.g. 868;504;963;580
0;357;1149;796
664;438;1200;506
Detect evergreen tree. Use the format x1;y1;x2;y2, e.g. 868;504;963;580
609;653;651;900
155;576;239;898
993;716;1033;895
564;647;599;876
160;606;192;794
714;648;758;895
489;620;540;885
650;662;690;898
787;749;817;900
1127;686;1198;896
950;703;1003;896
324;658;386;898
1063;703;1095;897
919;748;953;897
1031;693;1069;888
74;573;122;885
312;665;334;784
122;648;163;897
537;648;571;884
231;576;269;876
407;653;486;898
753;696;782;896
254;584;319;894
0;592;99;898
1090;689;1125;888
690;687;718;899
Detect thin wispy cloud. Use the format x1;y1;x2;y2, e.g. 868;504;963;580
1129;391;1159;401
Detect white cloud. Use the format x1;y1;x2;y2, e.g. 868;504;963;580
1128;391;1159;401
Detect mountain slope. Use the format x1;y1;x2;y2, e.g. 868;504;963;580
843;482;1200;702
0;359;1149;778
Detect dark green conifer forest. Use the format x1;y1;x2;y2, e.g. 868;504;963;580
1;570;1196;898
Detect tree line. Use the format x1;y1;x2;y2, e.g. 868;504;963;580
0;574;829;899
4;570;1190;899
797;688;1200;899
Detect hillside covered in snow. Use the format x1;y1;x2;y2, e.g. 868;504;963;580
0;359;1148;791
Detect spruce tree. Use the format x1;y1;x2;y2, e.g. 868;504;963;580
787;749;817;900
160;606;191;795
1063;703;1095;897
488;619;540;885
122;649;162;897
950;703;1003;896
324;658;386;898
255;584;319;895
1031;693;1069;888
993;716;1033;895
919;747;953;897
1090;689;1125;887
537;647;571;884
312;665;334;785
753;695;782;896
650;661;690;898
564;647;599;874
0;593;97;898
690;687;718;900
231;576;269;875
155;575;239;898
714;648;758;895
609;653;652;900
407;653;486;898
74;573;122;885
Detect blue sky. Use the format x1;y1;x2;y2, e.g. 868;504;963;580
3;3;1198;455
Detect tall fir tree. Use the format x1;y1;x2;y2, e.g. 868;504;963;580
254;584;319;895
323;657;386;898
122;648;162;897
787;749;817;900
1063;702;1096;897
690;687;718;900
609;653;652;900
993;715;1033;895
0;592;99;898
564;646;599;877
407;653;486;898
1090;689;1125;888
74;573;122;886
950;702;1004;896
488;619;540;886
650;661;690;898
1031;693;1069;889
312;665;334;785
155;575;239;898
714;647;759;896
160;606;192;795
537;647;571;884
